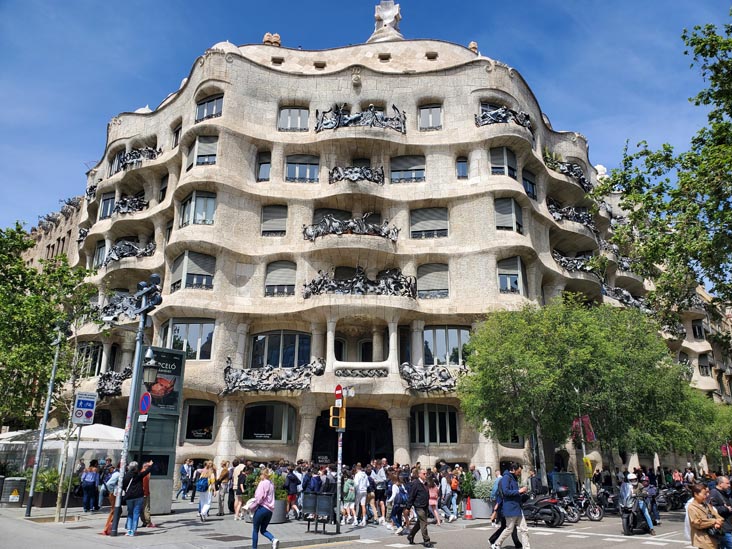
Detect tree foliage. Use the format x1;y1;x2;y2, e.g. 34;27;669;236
593;13;732;319
458;297;699;479
0;223;95;427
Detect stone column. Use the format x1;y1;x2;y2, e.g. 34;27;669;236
326;318;337;368
271;142;284;182
410;320;425;367
215;398;240;461
100;342;112;374
387;320;399;372
296;402;319;462
311;323;325;361
120;347;134;373
391;408;411;465
372;327;384;362
234;323;250;368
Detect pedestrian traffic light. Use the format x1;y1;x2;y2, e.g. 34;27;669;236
329;406;345;429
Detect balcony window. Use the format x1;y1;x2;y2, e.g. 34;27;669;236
410;404;458;445
257;152;271;182
99;192;115;220
93;241;106;268
172;125;181;148
411;207;448;239
250;330;311;369
180;191;216;227
243;402;296;442
108;149;125;177
498;256;528;296
391;155;425;183
313;208;351;224
419;104;442;130
285;154;319;183
160;318;214;360
159;175;168;202
522;170;537;199
480;102;502;115
195;95;223;123
456;157;468;179
417;263;449;299
495;197;523;234
278;107;309;131
699;354;711;376
165;221;173;243
78;342;103;377
261;205;287;236
184;400;215;441
265;260;296;297
423;326;471;366
489;147;518;179
186;136;218;171
170;251;216;293
692;319;705;339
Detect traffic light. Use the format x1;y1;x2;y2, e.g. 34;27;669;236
329;406;346;429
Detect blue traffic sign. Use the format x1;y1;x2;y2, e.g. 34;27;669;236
139;392;152;415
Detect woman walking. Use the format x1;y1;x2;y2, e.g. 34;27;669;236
250;468;280;549
341;470;357;525
81;459;100;512
100;463;120;536
427;474;442;525
216;460;230;516
197;460;217;521
387;472;407;534
121;460;153;537
687;483;723;548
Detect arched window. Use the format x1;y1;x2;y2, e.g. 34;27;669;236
170;251;216;292
456;157;468;179
195;94;223;123
522;170;537;199
261;205;287;236
186;136;218;170
497;256;528;296
495;198;523;234
250;330;311;369
417;263;449;299
410;208;448;239
243;402;296;442
265;261;296;296
180;191;216;227
184;400;216;442
410;404;458;445
278;107;309;131
257;152;271;181
159;318;214;360
489;147;517;179
391;155;426;183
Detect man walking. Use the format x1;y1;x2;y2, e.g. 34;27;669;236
176;459;192;500
708;475;732;549
492;462;530;549
406;468;433;548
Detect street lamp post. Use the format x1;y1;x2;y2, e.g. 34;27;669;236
25;321;68;517
136;350;160;462
573;386;591;493
109;275;162;536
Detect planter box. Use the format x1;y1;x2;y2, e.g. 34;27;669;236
469;498;493;519
27;492;84;508
244;499;288;524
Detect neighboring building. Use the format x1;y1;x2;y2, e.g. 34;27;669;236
32;2;729;477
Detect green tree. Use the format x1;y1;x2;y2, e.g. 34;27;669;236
458;297;683;484
0;223;95;427
593;13;732;319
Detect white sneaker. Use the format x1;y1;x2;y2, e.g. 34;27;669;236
341;519;346;525
449;514;457;522
272;539;280;549
395;526;404;535
360;519;367;527
386;524;394;530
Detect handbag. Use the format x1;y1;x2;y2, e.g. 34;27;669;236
120;477;134;505
706;505;723;537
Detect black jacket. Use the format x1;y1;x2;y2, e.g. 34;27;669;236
407;478;429;509
709;487;732;533
122;467;151;501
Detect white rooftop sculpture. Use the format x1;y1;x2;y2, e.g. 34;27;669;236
367;1;404;43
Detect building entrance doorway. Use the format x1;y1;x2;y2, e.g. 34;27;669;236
312;408;393;466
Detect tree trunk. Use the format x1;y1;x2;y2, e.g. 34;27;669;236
532;414;548;488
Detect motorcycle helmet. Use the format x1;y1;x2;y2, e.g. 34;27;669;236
627;473;638;485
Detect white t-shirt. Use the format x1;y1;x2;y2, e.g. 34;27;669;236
354;470;369;492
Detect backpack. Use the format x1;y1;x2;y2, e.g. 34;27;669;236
450;475;459;491
394;485;408;506
196;476;210;492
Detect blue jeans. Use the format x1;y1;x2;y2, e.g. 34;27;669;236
125;497;144;534
720;532;732;549
82;481;96;511
390;504;403;527
450;492;458;517
638;500;654;531
252;506;275;549
176;477;189;499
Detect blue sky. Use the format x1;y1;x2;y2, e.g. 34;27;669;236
0;0;728;230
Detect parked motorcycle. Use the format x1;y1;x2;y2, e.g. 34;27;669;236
522;493;564;527
596;486;621;514
574;487;604;521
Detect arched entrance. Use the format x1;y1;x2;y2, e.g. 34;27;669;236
312;408;393;466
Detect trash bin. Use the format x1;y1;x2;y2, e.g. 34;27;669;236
0;477;26;507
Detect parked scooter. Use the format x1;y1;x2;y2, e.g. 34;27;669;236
597;486;621;514
574;487;604;521
522;493;564;527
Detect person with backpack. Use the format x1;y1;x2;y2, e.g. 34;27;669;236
341;470;357;525
196;461;217;522
440;470;457;522
388;472;408;533
449;468;460;519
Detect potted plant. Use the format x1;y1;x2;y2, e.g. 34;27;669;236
471;479;495;519
244;470;288;524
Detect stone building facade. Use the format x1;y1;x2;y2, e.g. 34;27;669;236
37;3;730;476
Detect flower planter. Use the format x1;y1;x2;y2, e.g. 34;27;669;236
244;499;288;524
469;498;493;519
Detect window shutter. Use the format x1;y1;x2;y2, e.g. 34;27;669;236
495;198;514;228
391;155;425;171
523;170;535;184
366;212;382;225
313;208;351;224
420;108;430;128
187;252;216;276
278;109;290;128
417;264;449;290
265;261;296;286
262;205;288;232
287;154;318;164
520;257;528;296
514;201;523;227
411;208;448;231
490;148;505;168
507;149;517;171
298;108;309;128
352;158;370;168
171;254;185;284
186;144;195;169
497;257;519;274
197;136;218;156
258;151;271;164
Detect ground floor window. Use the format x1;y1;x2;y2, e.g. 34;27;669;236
242;402;295;442
184;400;215;441
410;403;458;445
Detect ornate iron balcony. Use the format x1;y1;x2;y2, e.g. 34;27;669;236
113;195;148;215
329;165;385;185
552;250;593;273
547;198;597;233
222;356;325;393
315;103;407;134
103;240;155;267
418;289;449;299
602;284;649;312
303;267;416;299
303;212;399;242
475;106;532;131
399;362;466;392
265;285;296;297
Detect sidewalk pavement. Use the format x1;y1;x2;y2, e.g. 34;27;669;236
0;495;492;549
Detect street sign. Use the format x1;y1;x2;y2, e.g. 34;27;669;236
71;391;97;425
139;392;152;415
334;384;343;408
137;414;149;423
